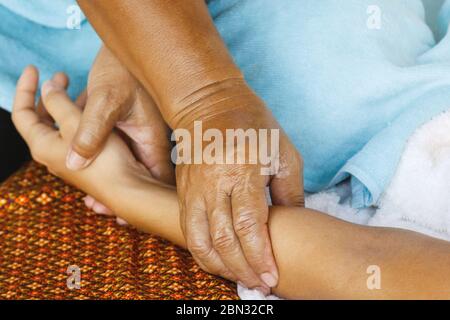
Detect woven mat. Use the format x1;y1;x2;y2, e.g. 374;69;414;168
0;162;238;300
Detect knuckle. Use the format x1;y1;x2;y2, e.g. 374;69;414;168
188;239;212;259
234;214;259;238
212;229;236;252
73;129;101;156
92;88;126;109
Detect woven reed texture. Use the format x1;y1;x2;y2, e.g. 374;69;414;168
0;162;238;300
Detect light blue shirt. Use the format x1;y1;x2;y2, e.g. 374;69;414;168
0;0;100;109
2;0;450;209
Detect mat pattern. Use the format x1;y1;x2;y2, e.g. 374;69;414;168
0;162;238;300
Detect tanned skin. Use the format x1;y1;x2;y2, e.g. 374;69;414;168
12;67;450;299
76;0;305;292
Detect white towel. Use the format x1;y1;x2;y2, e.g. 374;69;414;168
239;109;450;299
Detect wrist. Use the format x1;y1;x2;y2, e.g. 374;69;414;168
167;78;266;129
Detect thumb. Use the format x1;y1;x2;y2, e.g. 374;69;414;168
269;151;305;207
67;90;122;170
133;142;176;185
117;88;176;185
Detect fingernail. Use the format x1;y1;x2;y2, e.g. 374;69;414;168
260;272;278;288
92;202;112;215
41;80;62;97
66;149;88;171
116;217;128;226
83;196;94;209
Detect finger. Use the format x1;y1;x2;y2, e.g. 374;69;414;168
231;186;278;288
12;66;56;148
117;90;175;185
184;197;237;282
92;201;114;215
41;79;81;138
84;195;95;209
208;191;268;292
132;141;175;185
84;195;114;215
120;123;175;185
176;166;188;239
67;90;123;170
116;217;128;226
36;72;69;124
75;89;87;108
270;149;305;207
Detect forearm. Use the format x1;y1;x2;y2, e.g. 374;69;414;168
77;0;245;127
269;208;450;299
107;178;450;299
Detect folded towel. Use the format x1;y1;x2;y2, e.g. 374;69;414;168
370;110;450;240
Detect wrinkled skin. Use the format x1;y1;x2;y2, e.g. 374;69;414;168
69;46;175;215
76;0;305;290
70;45;174;182
174;81;305;291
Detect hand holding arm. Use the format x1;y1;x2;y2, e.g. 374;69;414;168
13;68;450;299
77;0;305;290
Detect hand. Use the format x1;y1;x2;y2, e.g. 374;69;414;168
67;45;174;217
174;82;304;292
68;46;173;180
12;66;159;207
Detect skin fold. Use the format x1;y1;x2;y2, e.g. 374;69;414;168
75;46;174;185
76;0;305;290
12;66;450;299
71;45;175;218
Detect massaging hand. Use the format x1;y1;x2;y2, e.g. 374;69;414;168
174;82;304;292
66;46;174;215
13;66;157;206
74;0;304;292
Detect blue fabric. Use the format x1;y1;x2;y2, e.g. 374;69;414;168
2;0;450;208
209;0;450;207
0;0;100;109
0;0;86;28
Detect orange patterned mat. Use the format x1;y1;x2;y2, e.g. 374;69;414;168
0;162;238;300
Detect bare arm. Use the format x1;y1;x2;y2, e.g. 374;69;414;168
108;180;450;299
15;67;450;300
77;0;305;291
76;0;241;125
